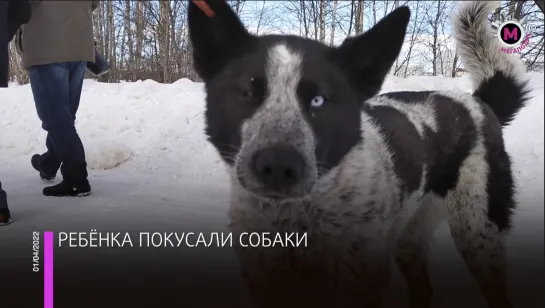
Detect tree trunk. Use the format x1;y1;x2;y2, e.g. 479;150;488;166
169;5;178;80
372;0;376;24
347;0;355;36
124;0;133;71
95;2;105;53
312;1;319;41
330;0;338;45
514;1;524;20
108;1;115;80
300;0;309;38
235;0;242;15
432;0;442;76
135;1;144;72
355;0;364;35
159;1;171;83
451;51;459;78
319;0;326;42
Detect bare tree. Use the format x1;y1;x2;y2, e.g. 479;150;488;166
159;1;170;83
6;0;544;84
249;1;277;35
392;1;424;77
123;0;133;71
300;1;310;37
107;1;115;78
421;0;448;76
234;0;245;15
372;0;377;24
319;0;326;42
134;1;145;73
355;0;364;35
330;0;338;45
451;51;459;77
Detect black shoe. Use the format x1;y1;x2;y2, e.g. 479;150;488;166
31;154;56;182
0;208;12;226
43;180;91;197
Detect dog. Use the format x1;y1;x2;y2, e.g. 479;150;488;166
188;1;530;307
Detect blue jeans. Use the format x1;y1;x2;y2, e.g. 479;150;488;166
0;181;7;210
28;62;88;182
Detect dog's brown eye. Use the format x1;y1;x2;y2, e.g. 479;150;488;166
240;76;266;104
242;77;256;98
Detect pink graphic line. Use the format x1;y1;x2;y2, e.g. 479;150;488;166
44;232;54;308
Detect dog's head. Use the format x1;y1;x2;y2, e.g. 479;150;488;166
189;0;410;201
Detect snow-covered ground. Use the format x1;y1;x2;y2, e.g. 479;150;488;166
0;73;543;307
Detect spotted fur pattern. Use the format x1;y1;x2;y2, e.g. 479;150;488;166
188;1;530;307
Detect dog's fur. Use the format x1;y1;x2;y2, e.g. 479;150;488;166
188;1;530;307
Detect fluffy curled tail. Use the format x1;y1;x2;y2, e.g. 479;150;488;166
452;1;531;127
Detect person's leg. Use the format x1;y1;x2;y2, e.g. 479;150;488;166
31;133;62;181
28;62;90;197
57;61;88;184
30;67;63;181
42;134;62;172
0;181;12;226
29;65;64;181
34;60;88;183
68;61;86;119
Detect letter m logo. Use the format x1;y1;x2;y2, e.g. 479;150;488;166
504;27;518;41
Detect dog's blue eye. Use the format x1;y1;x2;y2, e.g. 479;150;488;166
310;96;325;108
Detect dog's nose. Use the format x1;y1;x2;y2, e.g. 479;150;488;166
252;144;305;192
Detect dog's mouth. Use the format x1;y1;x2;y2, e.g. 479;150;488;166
236;172;314;202
255;188;308;202
237;177;311;201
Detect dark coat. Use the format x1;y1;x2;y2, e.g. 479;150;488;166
8;0;31;40
1;0;31;88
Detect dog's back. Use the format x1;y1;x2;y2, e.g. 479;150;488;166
357;3;531;307
364;0;530;231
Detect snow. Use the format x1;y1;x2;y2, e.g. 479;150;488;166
0;72;543;307
85;140;132;170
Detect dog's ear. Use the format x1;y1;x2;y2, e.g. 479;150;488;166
188;0;255;81
336;6;410;99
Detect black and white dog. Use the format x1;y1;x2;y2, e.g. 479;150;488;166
188;1;529;307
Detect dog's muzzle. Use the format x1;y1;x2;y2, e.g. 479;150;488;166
249;142;307;198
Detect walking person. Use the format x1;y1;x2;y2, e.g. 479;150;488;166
16;1;98;197
0;182;10;226
1;0;32;225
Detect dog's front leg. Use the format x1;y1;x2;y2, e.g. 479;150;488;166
394;197;445;308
